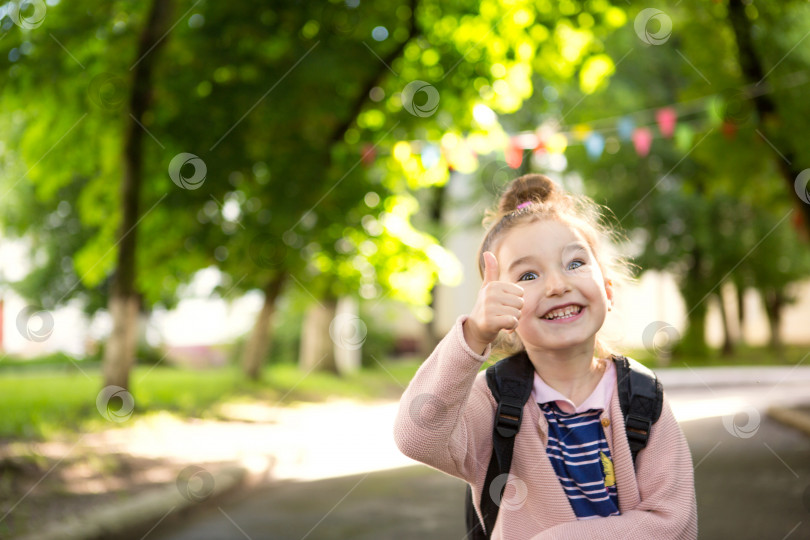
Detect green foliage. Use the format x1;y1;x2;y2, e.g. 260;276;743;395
5;0;807;364
502;0;810;354
1;0;630;323
0;1;151;309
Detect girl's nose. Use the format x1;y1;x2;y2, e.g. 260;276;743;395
545;270;570;296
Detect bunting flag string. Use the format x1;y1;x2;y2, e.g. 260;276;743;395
382;71;810;171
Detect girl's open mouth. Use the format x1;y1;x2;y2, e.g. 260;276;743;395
541;305;585;323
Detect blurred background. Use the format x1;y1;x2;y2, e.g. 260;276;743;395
1;0;809;538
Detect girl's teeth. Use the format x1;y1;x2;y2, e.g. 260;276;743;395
545;306;581;319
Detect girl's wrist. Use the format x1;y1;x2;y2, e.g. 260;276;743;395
462;319;490;355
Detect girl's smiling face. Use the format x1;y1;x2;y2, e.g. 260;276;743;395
494;218;613;355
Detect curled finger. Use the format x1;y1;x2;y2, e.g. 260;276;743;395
503;315;520;334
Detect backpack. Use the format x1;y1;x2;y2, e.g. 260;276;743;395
464;351;664;539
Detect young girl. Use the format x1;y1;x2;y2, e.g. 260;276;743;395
394;174;697;539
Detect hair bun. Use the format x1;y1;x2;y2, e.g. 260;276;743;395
498;173;557;214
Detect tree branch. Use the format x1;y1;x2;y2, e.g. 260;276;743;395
328;0;418;146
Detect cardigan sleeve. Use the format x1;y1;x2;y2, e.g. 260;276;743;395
532;394;698;540
393;315;496;482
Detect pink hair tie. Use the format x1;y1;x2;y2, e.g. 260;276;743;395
516;201;532;210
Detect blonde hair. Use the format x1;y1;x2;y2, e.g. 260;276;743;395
476;173;635;358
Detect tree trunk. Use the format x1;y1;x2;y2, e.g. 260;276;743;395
242;273;286;380
333;297;362;374
299;298;339;374
103;295;140;388
676;246;710;358
762;287;785;358
103;0;173;390
716;291;735;356
727;0;810;237
678;301;709;358
736;282;746;346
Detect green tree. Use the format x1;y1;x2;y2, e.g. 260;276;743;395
130;0;632;377
743;208;810;356
1;0;189;389
726;0;810;237
0;0;637;388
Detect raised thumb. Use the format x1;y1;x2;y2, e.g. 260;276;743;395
483;251;500;284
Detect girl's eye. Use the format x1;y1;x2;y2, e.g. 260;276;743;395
518;271;538;282
567;260;585;271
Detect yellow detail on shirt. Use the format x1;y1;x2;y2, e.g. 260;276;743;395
600;451;615;487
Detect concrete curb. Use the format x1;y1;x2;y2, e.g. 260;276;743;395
18;465;247;540
767;405;810;438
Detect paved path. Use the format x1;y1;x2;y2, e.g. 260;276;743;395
146;369;810;540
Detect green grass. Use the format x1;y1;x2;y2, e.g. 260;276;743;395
0;358;423;440
0;351;100;373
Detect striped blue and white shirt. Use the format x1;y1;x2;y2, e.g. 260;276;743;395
540;404;620;519
534;360;621;520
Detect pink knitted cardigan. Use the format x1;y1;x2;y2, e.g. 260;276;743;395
393;316;698;539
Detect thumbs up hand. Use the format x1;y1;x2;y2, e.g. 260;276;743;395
463;251;525;354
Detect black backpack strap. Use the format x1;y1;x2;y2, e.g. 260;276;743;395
613;355;664;465
473;351;534;538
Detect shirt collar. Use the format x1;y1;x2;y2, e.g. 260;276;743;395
532;359;615;414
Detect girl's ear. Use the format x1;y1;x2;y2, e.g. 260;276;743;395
605;278;614;309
